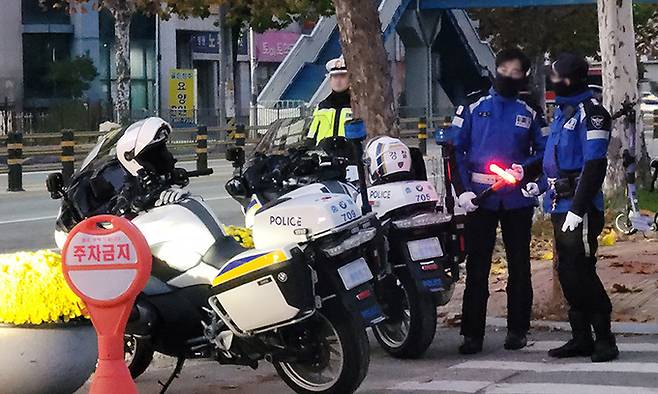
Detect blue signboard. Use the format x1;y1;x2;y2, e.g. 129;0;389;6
191;31;220;54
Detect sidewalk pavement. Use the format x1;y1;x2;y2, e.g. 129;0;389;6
438;236;658;331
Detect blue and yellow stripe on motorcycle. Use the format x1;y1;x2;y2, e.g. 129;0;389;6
213;249;288;286
246;198;262;217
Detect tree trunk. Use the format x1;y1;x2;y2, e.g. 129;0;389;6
637;113;653;187
531;53;547;114
333;0;398;138
597;0;639;204
549;242;566;319
111;5;133;126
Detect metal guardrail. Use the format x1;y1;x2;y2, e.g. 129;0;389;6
1;116;452;190
0;124;271;189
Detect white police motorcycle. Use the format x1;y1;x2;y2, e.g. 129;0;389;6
227;118;462;358
359;136;461;357
47;118;383;394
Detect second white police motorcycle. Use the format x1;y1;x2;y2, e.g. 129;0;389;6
226;118;463;358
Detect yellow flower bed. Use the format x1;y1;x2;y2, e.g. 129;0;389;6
224;225;255;249
0;250;87;325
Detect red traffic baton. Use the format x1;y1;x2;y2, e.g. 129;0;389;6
472;179;510;206
471;164;518;206
62;215;152;394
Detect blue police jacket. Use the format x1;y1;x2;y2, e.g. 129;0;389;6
450;88;548;211
542;90;611;215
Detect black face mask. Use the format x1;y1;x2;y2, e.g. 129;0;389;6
553;80;587;97
493;73;525;98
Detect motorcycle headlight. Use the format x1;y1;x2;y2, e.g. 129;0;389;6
392;212;452;229
322;227;377;257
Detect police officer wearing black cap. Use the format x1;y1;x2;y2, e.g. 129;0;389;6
451;48;548;355
540;52;619;362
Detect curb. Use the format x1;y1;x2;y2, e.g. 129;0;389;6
486;317;658;335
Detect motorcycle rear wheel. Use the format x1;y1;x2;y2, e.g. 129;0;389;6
372;272;437;358
274;301;369;394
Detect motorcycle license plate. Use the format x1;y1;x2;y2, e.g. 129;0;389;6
338;258;373;290
408;237;443;261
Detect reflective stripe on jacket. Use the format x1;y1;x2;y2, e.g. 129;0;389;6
307;107;353;144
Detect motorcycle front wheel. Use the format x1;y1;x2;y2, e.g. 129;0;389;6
372;272;437;358
615;212;638;235
274;301;369;394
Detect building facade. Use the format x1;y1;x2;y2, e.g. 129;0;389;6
0;1;238;128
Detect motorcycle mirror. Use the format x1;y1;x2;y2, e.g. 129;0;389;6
226;147;245;168
46;172;64;199
225;176;249;198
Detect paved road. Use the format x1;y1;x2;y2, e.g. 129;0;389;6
80;326;658;394
0;159;244;253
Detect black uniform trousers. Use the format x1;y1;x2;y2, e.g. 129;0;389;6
461;206;534;339
551;207;612;315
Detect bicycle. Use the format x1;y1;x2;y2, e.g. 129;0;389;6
611;99;658;235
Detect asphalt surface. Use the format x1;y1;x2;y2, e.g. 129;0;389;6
8;151;658;393
80;327;658;394
0;159;244;253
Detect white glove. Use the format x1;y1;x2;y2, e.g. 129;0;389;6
155;188;190;207
561;211;583;232
458;191;479;213
506;163;524;182
522;182;541;198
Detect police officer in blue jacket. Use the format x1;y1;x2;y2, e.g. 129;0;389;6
542;53;618;363
451;48;548;354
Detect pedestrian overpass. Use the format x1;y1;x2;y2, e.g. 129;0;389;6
258;0;656;122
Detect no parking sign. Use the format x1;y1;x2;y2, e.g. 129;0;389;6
62;215;152;394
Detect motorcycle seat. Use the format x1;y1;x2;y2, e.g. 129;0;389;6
202;234;250;270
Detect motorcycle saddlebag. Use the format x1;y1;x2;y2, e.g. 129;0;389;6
210;246;315;333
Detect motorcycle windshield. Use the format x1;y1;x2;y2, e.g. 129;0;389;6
79;127;125;171
57;127;128;231
252;117;313;156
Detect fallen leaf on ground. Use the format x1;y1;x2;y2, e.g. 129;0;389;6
444;313;462;327
611;283;643;294
541;251;554;260
616;262;658;275
600;230;617;246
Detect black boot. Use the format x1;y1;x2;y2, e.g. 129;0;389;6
504;331;528;350
459;336;483;355
590;313;619;362
548;310;594;358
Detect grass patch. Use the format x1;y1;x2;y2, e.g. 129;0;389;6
638;188;658;213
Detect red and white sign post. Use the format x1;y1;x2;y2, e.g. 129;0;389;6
62;215;152;394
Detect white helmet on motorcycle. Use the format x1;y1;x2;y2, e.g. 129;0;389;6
365;136;412;184
116;117;174;176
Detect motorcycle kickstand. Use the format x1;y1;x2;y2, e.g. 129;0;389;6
158;357;186;394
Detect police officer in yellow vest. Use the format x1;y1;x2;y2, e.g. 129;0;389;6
306;57;353;145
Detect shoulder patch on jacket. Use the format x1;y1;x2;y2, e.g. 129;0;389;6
582;100;612;131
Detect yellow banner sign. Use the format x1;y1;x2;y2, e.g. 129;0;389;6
168;69;197;126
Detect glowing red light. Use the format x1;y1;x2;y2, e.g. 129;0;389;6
489;163;517;184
